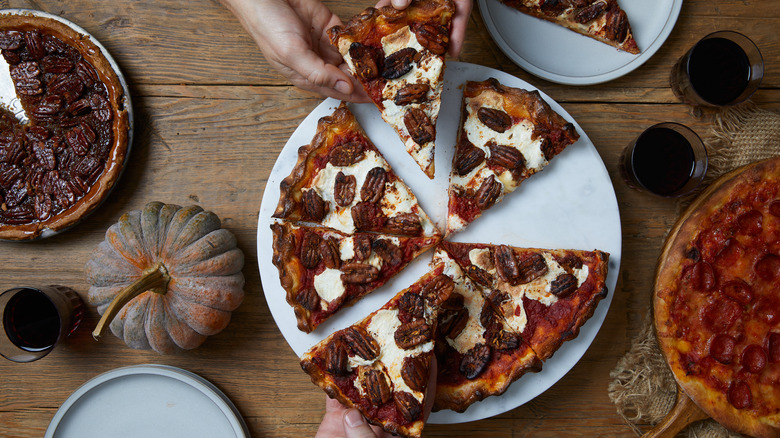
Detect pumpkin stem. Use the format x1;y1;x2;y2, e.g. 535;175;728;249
92;262;171;341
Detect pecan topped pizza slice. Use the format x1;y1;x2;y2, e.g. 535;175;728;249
447;78;579;235
271;221;439;333
500;0;640;54
273;102;440;240
432;247;542;413
328;0;454;178
300;264;454;438
438;240;609;362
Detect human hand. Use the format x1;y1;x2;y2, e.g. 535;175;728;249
374;0;473;58
314;357;437;438
219;0;369;102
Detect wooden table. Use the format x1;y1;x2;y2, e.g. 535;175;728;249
1;0;778;436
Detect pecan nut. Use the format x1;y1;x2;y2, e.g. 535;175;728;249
403;108;435;145
517;253;549;284
372;238;402;266
329;140;365;167
325;341;348;376
604;9;629;42
360;167;386;203
478;107;512;133
41;55;74;74
575;0;607;24
334;171;356;207
302;189;328;221
348;42;381;81
550;273;578;297
540;0;568;16
341;263;379;284
395;319;432;349
362;368;392;405
454;140;486;176
385;213;422;236
394;83;430;106
465;264;494;287
320;237;341;269
394;391;423;423
439;308;468;339
441;293;465;310
382;47;417;79
296;287;321;311
475;175;502;210
300;231;323;268
494;245;520;285
343;326;380;360
352;201;385;231
401;355;429;393
488;143;525;171
411;23;449;55
0;31;23;50
460;343;491;380
353;234;372;261
421;274;455;306
487;329;520;351
24;31;45;59
398;292;425;323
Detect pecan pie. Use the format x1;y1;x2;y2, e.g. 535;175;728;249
0;12;130;240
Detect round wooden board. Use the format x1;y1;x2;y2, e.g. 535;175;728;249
652;156;780;438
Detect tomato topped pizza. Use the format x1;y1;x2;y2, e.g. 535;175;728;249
301;264;454;438
655;157;780;438
447;78;580;235
273;102;440;239
500;0;640;54
271;221;439;333
328;0;454;179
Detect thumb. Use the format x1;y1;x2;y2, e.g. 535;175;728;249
390;0;413;9
286;49;354;94
343;409;379;438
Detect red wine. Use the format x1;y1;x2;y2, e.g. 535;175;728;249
3;288;60;352
688;37;751;105
631;127;695;196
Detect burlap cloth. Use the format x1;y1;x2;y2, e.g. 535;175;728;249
607;102;780;437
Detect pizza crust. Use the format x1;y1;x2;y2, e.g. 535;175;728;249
654;157;780;438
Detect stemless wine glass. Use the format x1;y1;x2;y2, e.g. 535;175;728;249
670;31;764;107
619;122;708;197
0;285;84;362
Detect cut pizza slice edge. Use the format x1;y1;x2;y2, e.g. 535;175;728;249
447;78;580;235
437;240;609;362
328;0;455;179
300;263;454;438
271;221;440;333
500;0;640;54
273;102;441;240
431;247;542;413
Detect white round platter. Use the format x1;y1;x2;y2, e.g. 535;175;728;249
478;0;682;85
45;364;249;438
257;61;622;423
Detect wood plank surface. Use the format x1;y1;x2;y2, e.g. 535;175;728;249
1;0;779;436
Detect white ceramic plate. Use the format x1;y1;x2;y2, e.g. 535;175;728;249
257;62;622;423
0;9;134;239
45;364;249;438
479;0;682;85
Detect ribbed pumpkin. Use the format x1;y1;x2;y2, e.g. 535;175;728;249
86;201;245;354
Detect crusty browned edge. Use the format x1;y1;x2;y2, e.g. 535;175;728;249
328;0;455;48
270;222;315;333
273;102;356;220
542;249;610;361
466;78;579;148
653;157;780;438
433;344;543;413
0;12;130;240
499;0;640;54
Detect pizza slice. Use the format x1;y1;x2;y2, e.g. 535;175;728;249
273;102;440;239
499;0;640;54
432;247;542;413
271;221;439;333
300;264;454;438
328;0;454;178
447;78;579;234
438;240;609;361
